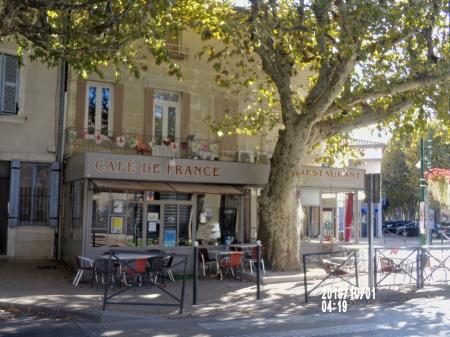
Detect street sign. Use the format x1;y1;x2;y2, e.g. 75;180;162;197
419;202;425;234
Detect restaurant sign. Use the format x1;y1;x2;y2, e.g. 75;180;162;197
296;166;365;189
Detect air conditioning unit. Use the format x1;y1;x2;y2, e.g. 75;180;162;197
256;152;271;164
238;151;254;163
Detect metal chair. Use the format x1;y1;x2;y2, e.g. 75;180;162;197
243;246;266;274
198;248;217;277
218;252;242;280
164;255;175;283
147;256;166;285
73;255;94;287
93;258;121;290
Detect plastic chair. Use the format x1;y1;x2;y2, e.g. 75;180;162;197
219;252;242;280
121;258;148;287
244;246;266;274
73;256;94;287
198;248;217;277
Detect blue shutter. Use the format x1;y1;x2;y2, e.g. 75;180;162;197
1;55;19;114
8;160;20;227
48;162;60;228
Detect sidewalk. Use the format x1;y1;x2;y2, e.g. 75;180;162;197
0;259;447;322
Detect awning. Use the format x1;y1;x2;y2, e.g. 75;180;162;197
93;180;175;192
168;183;242;195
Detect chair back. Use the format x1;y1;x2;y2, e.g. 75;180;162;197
94;259;113;276
250;246;263;260
148;256;165;272
229;252;242;268
164;255;174;268
124;258;147;274
74;255;81;269
198;248;209;261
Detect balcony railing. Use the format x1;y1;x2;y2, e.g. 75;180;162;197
64;128;271;164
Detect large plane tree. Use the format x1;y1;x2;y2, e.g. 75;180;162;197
204;0;450;270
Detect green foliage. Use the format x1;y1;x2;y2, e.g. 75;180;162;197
382;123;450;218
199;0;449;151
2;0;233;79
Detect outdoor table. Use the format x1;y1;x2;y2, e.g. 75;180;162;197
99;253;163;260
229;243;257;249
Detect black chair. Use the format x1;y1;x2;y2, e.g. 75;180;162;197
164;255;175;282
147;256;166;285
198;248;217;277
93;258;121;290
73;255;94;287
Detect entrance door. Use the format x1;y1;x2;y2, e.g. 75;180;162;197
0;179;9;255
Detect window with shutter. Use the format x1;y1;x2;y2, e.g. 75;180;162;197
1;54;19;114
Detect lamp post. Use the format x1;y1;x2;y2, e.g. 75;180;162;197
419;138;427;245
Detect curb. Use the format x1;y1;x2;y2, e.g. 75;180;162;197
0;301;103;322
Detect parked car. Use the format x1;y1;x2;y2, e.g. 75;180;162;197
397;221;419;237
433;222;450;239
382;220;414;235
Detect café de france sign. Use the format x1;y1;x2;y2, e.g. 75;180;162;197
65;152;270;185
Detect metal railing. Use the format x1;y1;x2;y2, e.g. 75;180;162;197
101;249;188;314
64;127;272;164
374;246;450;291
303;250;359;303
383;228;408;246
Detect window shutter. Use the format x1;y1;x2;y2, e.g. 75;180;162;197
8;160;20;227
144;87;154;143
180;92;190;140
1;55;19;114
113;83;124;136
48;162;60;228
75;78;87;131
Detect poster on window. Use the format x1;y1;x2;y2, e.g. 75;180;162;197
163;229;177;247
148;221;157;232
147;212;159;221
110;216;123;234
113;200;124;214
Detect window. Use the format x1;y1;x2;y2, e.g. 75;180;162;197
0;54;19;115
153;91;180;145
85;82;113;136
19;163;49;226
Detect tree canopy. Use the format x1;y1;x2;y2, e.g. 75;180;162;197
382;124;450;220
0;0;231;78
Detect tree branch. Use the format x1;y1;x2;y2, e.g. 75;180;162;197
325;70;450;116
315;98;414;140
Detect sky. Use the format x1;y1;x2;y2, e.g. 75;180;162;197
351;125;391;144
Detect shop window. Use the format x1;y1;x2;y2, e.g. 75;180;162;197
85;82;113;137
91;191;144;248
19;163;49;226
64;181;84;240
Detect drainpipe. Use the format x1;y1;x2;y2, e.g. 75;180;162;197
55;59;67;261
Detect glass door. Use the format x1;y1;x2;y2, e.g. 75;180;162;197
146;204;161;246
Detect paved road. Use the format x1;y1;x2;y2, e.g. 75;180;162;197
1;297;449;337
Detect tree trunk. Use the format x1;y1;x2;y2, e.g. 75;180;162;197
258;126;309;271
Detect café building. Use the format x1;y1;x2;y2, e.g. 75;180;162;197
61;152;269;263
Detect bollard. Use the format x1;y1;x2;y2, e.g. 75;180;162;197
193;241;198;305
256;240;261;300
